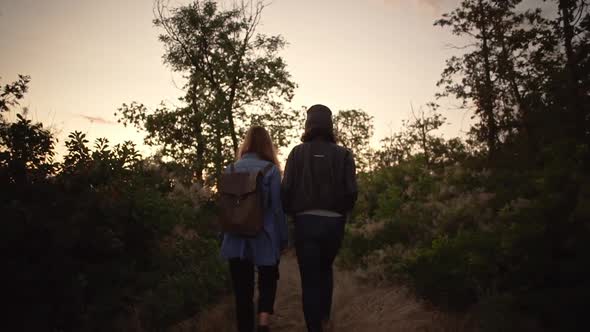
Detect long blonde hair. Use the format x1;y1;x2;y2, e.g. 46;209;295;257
237;126;281;169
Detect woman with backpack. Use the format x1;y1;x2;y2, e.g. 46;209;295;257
219;126;288;332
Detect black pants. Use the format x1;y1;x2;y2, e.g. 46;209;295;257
294;214;345;332
229;258;279;332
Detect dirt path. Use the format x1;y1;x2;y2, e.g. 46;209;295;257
173;253;470;332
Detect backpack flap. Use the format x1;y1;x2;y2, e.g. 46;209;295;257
218;169;265;237
218;172;259;196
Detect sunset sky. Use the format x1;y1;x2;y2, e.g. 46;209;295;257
0;0;548;158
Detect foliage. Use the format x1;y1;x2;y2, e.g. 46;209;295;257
434;0;572;159
117;0;297;184
2;0;589;330
372;106;470;172
340;2;590;330
0;74;30;112
333;109;374;172
0;113;57;183
343;153;589;329
1;76;227;332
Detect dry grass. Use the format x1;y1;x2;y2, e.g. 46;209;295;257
173;252;474;332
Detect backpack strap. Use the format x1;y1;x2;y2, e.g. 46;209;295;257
229;163;236;173
259;163;274;208
260;163;274;175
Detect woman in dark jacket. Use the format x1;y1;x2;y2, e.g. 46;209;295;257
281;104;358;332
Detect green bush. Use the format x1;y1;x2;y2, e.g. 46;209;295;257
140;237;227;330
402;231;502;311
340;151;590;330
0;120;228;331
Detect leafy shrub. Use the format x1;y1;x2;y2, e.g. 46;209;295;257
0;115;228;331
402;232;502;311
340;151;590;330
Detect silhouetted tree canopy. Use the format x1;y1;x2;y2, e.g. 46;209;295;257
117;0;297;184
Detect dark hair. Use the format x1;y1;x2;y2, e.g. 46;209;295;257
301;127;337;143
237;126;281;169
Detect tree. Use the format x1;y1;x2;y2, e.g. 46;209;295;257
406;103;448;169
118;0;297;183
435;0;500;159
554;0;589;143
0;75;56;185
436;0;590;161
333;109;374;172
373;132;410;169
373;104;466;170
435;0;552;159
1;75;228;331
0;75;30;113
247;105;302;155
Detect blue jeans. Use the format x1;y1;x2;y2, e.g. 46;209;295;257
294;214;345;332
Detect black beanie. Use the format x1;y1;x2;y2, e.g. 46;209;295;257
305;104;333;131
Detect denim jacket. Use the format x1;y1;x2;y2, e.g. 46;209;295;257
220;153;288;266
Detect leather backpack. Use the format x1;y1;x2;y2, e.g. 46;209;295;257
217;163;274;236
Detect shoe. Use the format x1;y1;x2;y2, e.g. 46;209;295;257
257;325;270;332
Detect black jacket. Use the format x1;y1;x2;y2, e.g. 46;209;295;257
281;139;357;215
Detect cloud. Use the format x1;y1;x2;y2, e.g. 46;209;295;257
383;0;449;11
78;114;115;125
417;0;442;9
